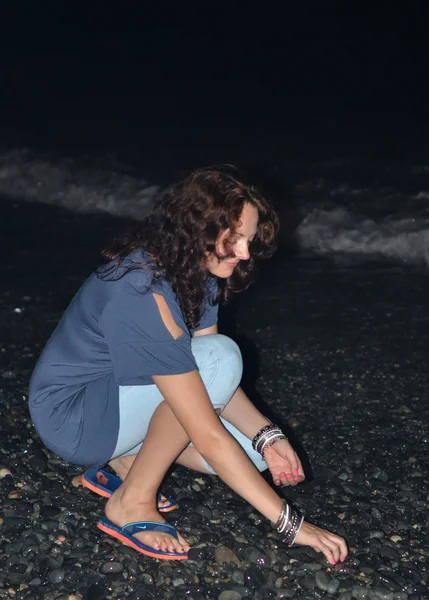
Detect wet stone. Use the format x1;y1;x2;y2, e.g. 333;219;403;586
195;504;213;519
199;531;221;545
301;575;316;591
221;588;248;599
352;586;370;599
4;541;23;553
41;505;61;519
127;590;149;600
328;578;340;594
371;587;394;600
379;545;400;560
189;512;203;526
100;560;124;574
369;530;385;539
6;554;20;568
244;566;266;587
82;584;108;600
276;590;293;598
372;468;389;482
302;562;323;572
231;570;245;585
244;546;271;567
188;547;208;561
29;455;47;473
398;566;421;582
215;545;242;567
10;563;26;574
141;573;155;585
126;560;140;577
40;556;63;572
315;570;331;591
48;568;66;584
374;572;403;590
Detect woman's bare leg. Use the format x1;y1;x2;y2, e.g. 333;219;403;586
175;446;214;473
105;400;192;554
109;446;213;481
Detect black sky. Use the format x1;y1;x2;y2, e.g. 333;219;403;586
0;3;428;153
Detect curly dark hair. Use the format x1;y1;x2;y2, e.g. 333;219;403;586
100;165;279;329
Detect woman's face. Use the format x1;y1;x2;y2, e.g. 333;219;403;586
206;203;259;278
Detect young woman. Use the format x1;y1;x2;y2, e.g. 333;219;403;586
29;165;347;564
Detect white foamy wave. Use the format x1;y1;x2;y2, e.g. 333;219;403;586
2;148;429;266
297;207;429;265
0;149;163;218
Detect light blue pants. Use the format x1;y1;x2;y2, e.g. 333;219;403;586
111;334;267;474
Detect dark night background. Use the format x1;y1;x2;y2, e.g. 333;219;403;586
0;3;428;165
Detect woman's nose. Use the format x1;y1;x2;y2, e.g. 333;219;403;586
234;241;250;260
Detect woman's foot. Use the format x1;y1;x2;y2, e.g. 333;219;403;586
108;456;174;511
105;487;190;555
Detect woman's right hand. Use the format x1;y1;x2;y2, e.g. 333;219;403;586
294;521;348;565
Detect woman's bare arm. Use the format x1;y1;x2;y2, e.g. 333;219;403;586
153;369;283;523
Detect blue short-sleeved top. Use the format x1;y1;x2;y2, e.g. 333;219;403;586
29;251;218;467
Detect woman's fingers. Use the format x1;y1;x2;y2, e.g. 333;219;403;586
294;521;348;565
264;442;306;487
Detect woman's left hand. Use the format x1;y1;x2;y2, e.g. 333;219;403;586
262;438;305;486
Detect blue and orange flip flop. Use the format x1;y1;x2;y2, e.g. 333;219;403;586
82;469;179;513
97;517;188;560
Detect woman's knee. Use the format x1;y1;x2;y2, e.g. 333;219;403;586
192;334;243;398
193;334;242;369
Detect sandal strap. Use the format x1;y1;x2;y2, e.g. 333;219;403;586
120;520;178;539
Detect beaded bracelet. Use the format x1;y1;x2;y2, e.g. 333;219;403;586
252;424;287;458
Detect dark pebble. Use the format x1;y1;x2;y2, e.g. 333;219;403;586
244;566;265;588
10;563;26;574
126;560;140;577
372;468;389;482
127;590;150;600
244;546;271;567
7;572;24;585
199;531;221;545
379;545;400;560
22;544;40;558
29;455;47;473
140;572;154;585
81;586;107;600
188;547;209;561
371;586;393;600
218;591;242;600
100;560;124;574
48;568;66;584
40;556;63;573
189;512;203;526
300;575;316;591
315;570;331;591
398;566;421;582
195;504;213;519
6;554;20;568
41;504;61;518
4;541;23;553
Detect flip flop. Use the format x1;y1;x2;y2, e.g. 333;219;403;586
97;517;188;560
82;469;179;513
